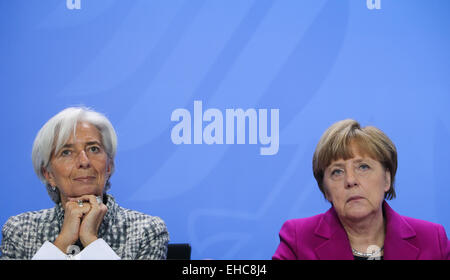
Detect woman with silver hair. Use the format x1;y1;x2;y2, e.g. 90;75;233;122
0;107;169;259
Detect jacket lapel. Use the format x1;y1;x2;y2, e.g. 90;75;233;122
313;202;420;260
383;202;420;260
314;207;354;260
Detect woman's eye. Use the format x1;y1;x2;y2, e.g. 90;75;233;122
331;169;343;176
61;150;72;156
88;146;100;153
359;164;370;170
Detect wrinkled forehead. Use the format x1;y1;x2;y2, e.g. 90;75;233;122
67;122;102;141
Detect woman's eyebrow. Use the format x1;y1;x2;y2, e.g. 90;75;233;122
86;141;102;146
58;141;102;150
352;157;374;163
329;162;345;168
60;143;73;149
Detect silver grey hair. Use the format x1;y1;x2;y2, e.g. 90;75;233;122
32;107;117;204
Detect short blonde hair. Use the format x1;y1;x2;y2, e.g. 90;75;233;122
312;119;397;200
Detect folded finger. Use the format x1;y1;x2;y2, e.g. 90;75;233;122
65;201;91;215
69;195;101;206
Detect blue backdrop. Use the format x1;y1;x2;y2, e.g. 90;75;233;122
1;0;449;260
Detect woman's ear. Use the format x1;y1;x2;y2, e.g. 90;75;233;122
384;169;391;192
106;159;112;177
42;166;56;187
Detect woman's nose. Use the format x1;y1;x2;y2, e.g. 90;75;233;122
345;169;358;188
77;150;91;168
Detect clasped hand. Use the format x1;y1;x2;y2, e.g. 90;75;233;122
54;195;107;254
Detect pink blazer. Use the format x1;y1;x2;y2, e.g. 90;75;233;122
273;202;450;260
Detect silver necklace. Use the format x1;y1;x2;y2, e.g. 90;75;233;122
352;246;384;258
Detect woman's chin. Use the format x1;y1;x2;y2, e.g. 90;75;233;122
68;186;102;198
344;204;372;220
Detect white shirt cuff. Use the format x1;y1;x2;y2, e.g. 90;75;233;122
78;238;120;260
32;239;120;260
32;241;67;260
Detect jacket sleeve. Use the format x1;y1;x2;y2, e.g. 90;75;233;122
136;216;169;260
436;224;450;260
272;220;298;260
0;216;26;260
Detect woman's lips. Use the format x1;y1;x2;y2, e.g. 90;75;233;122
347;195;364;202
73;176;96;182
